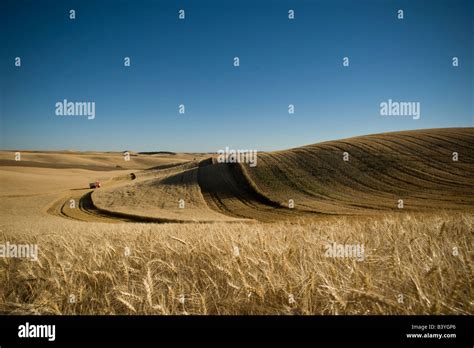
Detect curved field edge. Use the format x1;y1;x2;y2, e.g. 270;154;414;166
50;191;189;224
90;192;249;224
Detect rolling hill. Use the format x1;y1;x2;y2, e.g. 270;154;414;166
90;128;474;222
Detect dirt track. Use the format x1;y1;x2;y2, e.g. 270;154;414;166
45;173;139;223
47;190;130;223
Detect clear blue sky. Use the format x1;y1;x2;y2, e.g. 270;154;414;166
1;0;472;152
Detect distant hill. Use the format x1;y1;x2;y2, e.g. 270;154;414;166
0;151;202;170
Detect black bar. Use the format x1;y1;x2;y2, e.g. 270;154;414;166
0;315;472;347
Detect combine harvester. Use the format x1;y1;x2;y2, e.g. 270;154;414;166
89;181;101;189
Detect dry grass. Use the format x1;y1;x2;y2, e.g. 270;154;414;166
1;212;472;315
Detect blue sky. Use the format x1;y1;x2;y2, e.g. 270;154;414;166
1;0;472;152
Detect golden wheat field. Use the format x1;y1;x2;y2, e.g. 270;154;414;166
1;128;473;315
